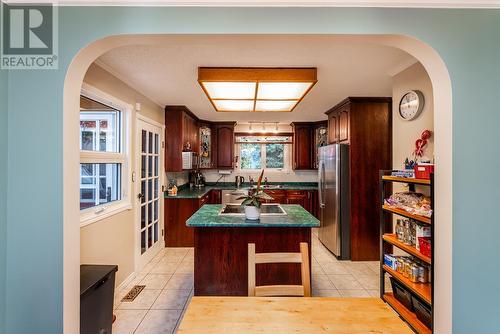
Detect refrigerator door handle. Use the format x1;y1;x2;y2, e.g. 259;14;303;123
318;159;326;208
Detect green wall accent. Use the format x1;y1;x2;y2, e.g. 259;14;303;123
3;6;500;333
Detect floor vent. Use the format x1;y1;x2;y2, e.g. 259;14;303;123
121;285;146;302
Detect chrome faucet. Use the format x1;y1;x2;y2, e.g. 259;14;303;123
249;176;254;187
264;177;268;186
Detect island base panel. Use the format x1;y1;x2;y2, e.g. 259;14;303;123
194;227;312;296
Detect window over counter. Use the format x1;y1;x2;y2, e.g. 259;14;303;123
79;86;132;226
236;135;291;171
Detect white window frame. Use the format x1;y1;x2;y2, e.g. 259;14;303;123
80;83;133;227
236;142;291;173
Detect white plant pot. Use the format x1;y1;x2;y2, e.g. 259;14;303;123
244;206;261;220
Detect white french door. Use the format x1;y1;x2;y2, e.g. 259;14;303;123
136;117;164;270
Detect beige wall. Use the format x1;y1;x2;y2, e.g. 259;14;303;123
80;63;164;286
392;62;434;170
391;62;434;255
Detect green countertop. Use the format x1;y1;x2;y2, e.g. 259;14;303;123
165;182;318;199
186;204;320;227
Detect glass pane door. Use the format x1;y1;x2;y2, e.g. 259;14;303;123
139;125;162;257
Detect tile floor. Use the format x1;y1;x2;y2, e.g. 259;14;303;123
112;228;391;334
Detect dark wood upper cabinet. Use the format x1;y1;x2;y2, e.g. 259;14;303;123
291;121;327;170
291;122;314;170
325;97;392;261
313;121;328;169
338;107;349;142
164;106;188;172
214;122;236;169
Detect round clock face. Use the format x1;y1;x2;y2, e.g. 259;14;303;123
399;90;424;121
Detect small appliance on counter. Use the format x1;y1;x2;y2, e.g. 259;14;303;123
189;170;205;188
235;175;244;188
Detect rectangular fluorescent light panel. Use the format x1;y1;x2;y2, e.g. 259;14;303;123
257;82;313;100
198;67;317;112
202;82;256;99
213;100;254;112
255;100;298;112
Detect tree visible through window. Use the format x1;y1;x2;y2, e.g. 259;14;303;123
266;144;284;169
240;143;286;170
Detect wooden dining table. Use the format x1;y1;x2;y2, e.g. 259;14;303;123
177;297;413;333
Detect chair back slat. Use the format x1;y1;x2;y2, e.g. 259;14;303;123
255;253;302;264
247;242;311;297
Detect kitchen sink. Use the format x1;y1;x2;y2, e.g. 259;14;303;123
253;185;282;189
219;204;286;216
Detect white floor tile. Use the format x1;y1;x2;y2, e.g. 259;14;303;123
140;274;172;290
151;289;191;310
112;309;147;334
339;289;371;298
117;289;161;310
355;274;380;290
312;274;335;290
312;289;341;297
320;262;350;275
175;261;194;274
165;274;194;290
327;274;363;290
134;309;182;334
150;260;179;274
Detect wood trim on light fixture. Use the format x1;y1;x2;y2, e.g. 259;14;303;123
198;67;318;112
198;67;317;82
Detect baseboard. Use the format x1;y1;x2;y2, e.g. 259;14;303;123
116;271;137;291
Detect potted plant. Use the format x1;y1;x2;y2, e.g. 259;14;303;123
237;170;273;220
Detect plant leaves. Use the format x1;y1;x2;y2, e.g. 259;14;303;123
256;169;264;191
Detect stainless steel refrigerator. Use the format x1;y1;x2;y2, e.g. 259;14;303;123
318;144;350;260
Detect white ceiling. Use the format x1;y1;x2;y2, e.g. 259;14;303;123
96;35;416;122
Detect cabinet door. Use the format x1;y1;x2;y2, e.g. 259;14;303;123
313;124;328;169
338;107;349;142
286;190;308;209
165;198;197;247
216;125;234;168
293;125;313;170
264;190;287;204
209;189;222;204
328;112;338;144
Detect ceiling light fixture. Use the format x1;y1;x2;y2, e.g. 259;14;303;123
198;67;317;112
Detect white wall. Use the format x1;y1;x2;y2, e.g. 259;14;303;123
80;63;164;286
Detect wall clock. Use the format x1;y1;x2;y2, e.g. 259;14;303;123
399;90;425;121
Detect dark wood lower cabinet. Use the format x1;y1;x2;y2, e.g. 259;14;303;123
165;189;222;247
193;227;312;296
164;198;198;247
264;189;318;218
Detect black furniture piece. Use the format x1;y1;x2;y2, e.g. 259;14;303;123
80;265;118;334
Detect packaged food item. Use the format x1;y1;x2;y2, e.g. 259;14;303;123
385;192;433;217
416;224;431;250
384;254;398;271
410;264;420;283
396;219;404;241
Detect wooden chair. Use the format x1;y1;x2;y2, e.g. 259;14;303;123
247;242;311;297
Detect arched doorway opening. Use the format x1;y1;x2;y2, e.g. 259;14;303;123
63;34;452;333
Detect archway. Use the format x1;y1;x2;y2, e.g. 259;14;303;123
63;34;452;333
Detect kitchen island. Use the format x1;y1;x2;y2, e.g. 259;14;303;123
186;204;319;296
